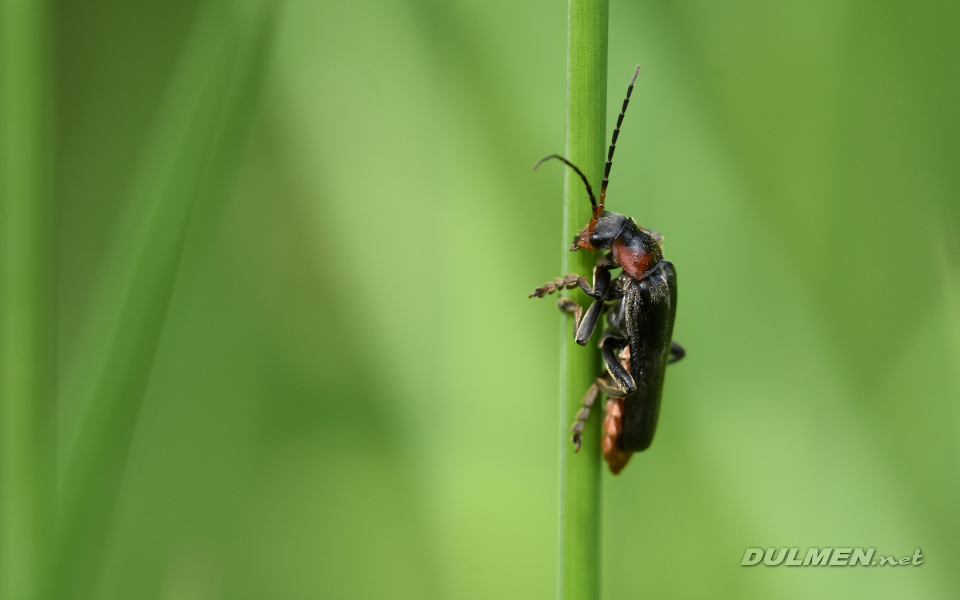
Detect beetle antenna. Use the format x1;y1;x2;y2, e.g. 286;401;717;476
600;65;641;210
533;154;597;213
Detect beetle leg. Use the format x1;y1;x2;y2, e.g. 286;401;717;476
599;334;636;394
596;377;628;397
562;296;610;346
574;299;605;345
577;265;611;299
668;341;686;364
529;273;585;298
577;253;618;299
570;382;599;452
557;297;584;330
571;371;630;452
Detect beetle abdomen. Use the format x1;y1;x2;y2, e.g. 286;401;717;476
618;262;678;451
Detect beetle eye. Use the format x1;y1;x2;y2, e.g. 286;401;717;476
586;228;618;251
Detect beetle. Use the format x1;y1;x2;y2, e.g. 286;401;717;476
529;65;684;474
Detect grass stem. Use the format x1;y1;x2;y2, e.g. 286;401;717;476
0;0;55;599
559;0;607;599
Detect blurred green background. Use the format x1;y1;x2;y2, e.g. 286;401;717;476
27;0;960;597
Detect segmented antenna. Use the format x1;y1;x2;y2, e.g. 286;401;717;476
599;65;641;210
533;154;597;213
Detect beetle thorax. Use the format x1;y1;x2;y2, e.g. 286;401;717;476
612;220;663;280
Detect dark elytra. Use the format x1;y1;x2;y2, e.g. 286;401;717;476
611;261;677;451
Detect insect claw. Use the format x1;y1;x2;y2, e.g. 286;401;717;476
572;434;582;452
529;284;553;298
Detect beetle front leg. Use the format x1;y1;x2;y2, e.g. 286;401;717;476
577;253;618;299
529;273;585;298
546;253;620;345
577;265;611;300
529;253;617;299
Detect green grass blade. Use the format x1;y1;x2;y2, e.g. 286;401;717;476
47;3;274;598
0;1;55;599
559;1;607;599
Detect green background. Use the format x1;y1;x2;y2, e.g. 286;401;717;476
46;0;960;597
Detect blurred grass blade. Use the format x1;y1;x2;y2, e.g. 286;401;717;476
48;2;275;599
0;1;55;599
560;1;607;600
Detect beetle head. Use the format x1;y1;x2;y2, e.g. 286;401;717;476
570;210;626;251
